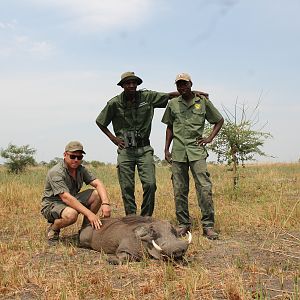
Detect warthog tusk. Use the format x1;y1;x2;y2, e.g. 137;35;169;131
187;231;192;244
152;240;162;251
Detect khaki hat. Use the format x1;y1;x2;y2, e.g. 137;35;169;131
117;71;143;86
175;73;192;83
65;141;86;154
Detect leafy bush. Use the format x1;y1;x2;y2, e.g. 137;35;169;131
205;101;272;188
0;143;37;174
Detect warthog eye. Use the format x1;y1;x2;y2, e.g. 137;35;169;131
170;227;177;236
149;226;159;239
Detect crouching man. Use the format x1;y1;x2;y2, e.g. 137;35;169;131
41;141;111;244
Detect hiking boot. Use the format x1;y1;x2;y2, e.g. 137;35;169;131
47;224;60;245
177;225;191;237
203;227;219;240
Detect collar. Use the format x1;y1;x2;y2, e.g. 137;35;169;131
178;95;198;107
62;159;81;175
121;91;139;104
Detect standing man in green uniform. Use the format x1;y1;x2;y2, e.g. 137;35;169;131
95;72;178;216
96;72;208;216
162;73;224;239
41;141;111;244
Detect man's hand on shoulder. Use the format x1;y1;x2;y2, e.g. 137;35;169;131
193;91;209;98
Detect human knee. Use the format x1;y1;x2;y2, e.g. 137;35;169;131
61;208;79;224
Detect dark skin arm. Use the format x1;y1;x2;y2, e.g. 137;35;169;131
164;125;174;163
98;124;126;149
99;90;208;150
196;118;224;146
168;90;209;99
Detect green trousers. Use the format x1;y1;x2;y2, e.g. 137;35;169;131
171;159;215;228
117;145;156;216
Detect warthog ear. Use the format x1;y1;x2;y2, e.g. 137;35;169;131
134;225;152;242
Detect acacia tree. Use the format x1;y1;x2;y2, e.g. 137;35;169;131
0;143;37;174
205;101;272;188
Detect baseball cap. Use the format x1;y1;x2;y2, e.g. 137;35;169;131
175;73;192;83
65;141;86;154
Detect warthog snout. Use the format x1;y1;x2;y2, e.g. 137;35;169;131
152;231;192;260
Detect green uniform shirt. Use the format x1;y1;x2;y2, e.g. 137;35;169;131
162;95;223;162
96;90;169;140
42;160;96;202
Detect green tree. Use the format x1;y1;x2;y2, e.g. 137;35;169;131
205;101;272;188
0;143;37;174
48;157;63;168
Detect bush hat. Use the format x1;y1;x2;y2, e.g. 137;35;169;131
175;73;192;84
65;141;86;154
117;71;143;86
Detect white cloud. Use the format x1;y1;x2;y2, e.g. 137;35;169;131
0;34;56;58
27;0;154;32
29;40;56;57
18;36;56;58
0;17;56;58
0;20;17;30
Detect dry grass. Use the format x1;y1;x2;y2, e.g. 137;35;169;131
0;163;299;299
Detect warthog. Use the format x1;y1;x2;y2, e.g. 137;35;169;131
79;215;192;264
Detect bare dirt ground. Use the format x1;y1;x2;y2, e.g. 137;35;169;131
196;230;300;299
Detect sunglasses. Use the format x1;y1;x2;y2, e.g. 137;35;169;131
68;154;84;160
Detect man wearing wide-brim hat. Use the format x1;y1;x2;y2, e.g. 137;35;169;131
96;72;208;217
117;71;143;86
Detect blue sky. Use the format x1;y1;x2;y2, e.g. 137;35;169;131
0;0;299;163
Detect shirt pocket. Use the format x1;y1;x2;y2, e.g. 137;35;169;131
191;108;205;125
50;176;69;195
137;102;152;118
172;109;184;124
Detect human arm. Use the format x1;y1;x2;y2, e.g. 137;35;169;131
98;124;126;150
164;125;174;163
89;178;111;218
96;99;126;149
59;192;102;230
161;103;174;163
196;117;224;146
193;91;209;98
168;90;209;99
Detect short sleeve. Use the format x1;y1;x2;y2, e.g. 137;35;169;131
161;103;173;126
96;98;116;128
143;90;169;108
47;173;69;196
205;99;223;124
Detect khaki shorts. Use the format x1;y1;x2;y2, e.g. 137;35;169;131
41;189;94;223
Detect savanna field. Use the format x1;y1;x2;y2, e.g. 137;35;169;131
0;163;299;300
